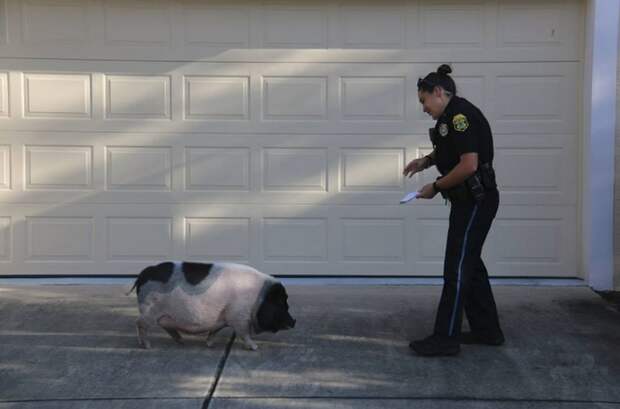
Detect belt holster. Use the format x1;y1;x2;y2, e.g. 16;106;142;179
439;183;467;202
441;163;496;203
478;163;497;190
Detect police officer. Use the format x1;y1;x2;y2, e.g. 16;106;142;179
404;64;504;356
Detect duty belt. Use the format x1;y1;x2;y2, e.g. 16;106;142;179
439;163;497;203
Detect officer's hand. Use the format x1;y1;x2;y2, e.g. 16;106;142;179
417;182;438;199
403;157;428;178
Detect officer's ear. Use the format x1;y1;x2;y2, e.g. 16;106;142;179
433;86;443;98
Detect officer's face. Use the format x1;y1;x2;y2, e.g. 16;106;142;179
418;88;445;120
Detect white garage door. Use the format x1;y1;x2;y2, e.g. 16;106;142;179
0;0;583;277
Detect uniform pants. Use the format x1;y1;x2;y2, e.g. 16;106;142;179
434;189;503;338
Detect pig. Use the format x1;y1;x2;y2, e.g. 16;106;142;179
129;261;295;350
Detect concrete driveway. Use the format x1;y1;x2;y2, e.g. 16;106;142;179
0;284;618;408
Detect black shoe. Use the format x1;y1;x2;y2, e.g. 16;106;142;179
409;334;460;356
458;331;505;346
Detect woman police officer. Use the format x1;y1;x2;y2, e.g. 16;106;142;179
404;64;504;356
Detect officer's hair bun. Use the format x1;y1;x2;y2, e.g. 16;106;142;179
437;64;452;76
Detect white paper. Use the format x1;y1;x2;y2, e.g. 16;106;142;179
400;191;419;204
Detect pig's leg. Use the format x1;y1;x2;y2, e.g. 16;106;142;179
157;315;184;345
232;323;258;351
204;324;227;348
239;333;258;351
136;317;151;349
163;328;183;344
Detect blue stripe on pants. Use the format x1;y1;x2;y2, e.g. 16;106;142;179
448;204;479;336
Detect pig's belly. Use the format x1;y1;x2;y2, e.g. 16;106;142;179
142;287;226;330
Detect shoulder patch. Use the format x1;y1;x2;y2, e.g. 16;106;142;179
182;262;214;285
453;113;469;132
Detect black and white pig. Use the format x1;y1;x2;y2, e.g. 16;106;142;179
129;261;295;350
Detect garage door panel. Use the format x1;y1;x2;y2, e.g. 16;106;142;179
493;133;578;206
419;1;486;49
105;146;172;191
339;148;404;192
243;205;331;275
412;205;578;277
104;75;171;120
185;217;251;262
260;4;328;49
0;144;10;190
338;4;406;49
25;145;93;190
0;61;579;136
495;147;575;205
0;208;100;275
186;147;251;191
184;76;250;121
451;75;486;114
23;73;92;119
0;71;9;116
263;147;328;192
106;217;173;261
409;205;450;276
263;217;329;262
263;76;328;120
497;0;583;54
20;0;90;45
0;48;576;66
340;76;406;121
489;63;580;134
0;202;578;276
26;216;94;261
300;204;414;276
0;0;6;46
414;216;448;267
340;217;406;263
485;205;578;277
102;0;173;47
182;3;251;49
495;75;565;122
0;1;583;62
0;131;576;206
0;216;10;262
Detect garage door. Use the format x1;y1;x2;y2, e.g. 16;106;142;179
0;0;583;276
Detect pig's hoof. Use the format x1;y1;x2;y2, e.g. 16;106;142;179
139;341;151;349
205;340;215;348
237;333;258;350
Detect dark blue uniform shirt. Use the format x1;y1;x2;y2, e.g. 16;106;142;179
433;96;494;176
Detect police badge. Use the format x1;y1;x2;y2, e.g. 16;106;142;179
439;123;449;137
